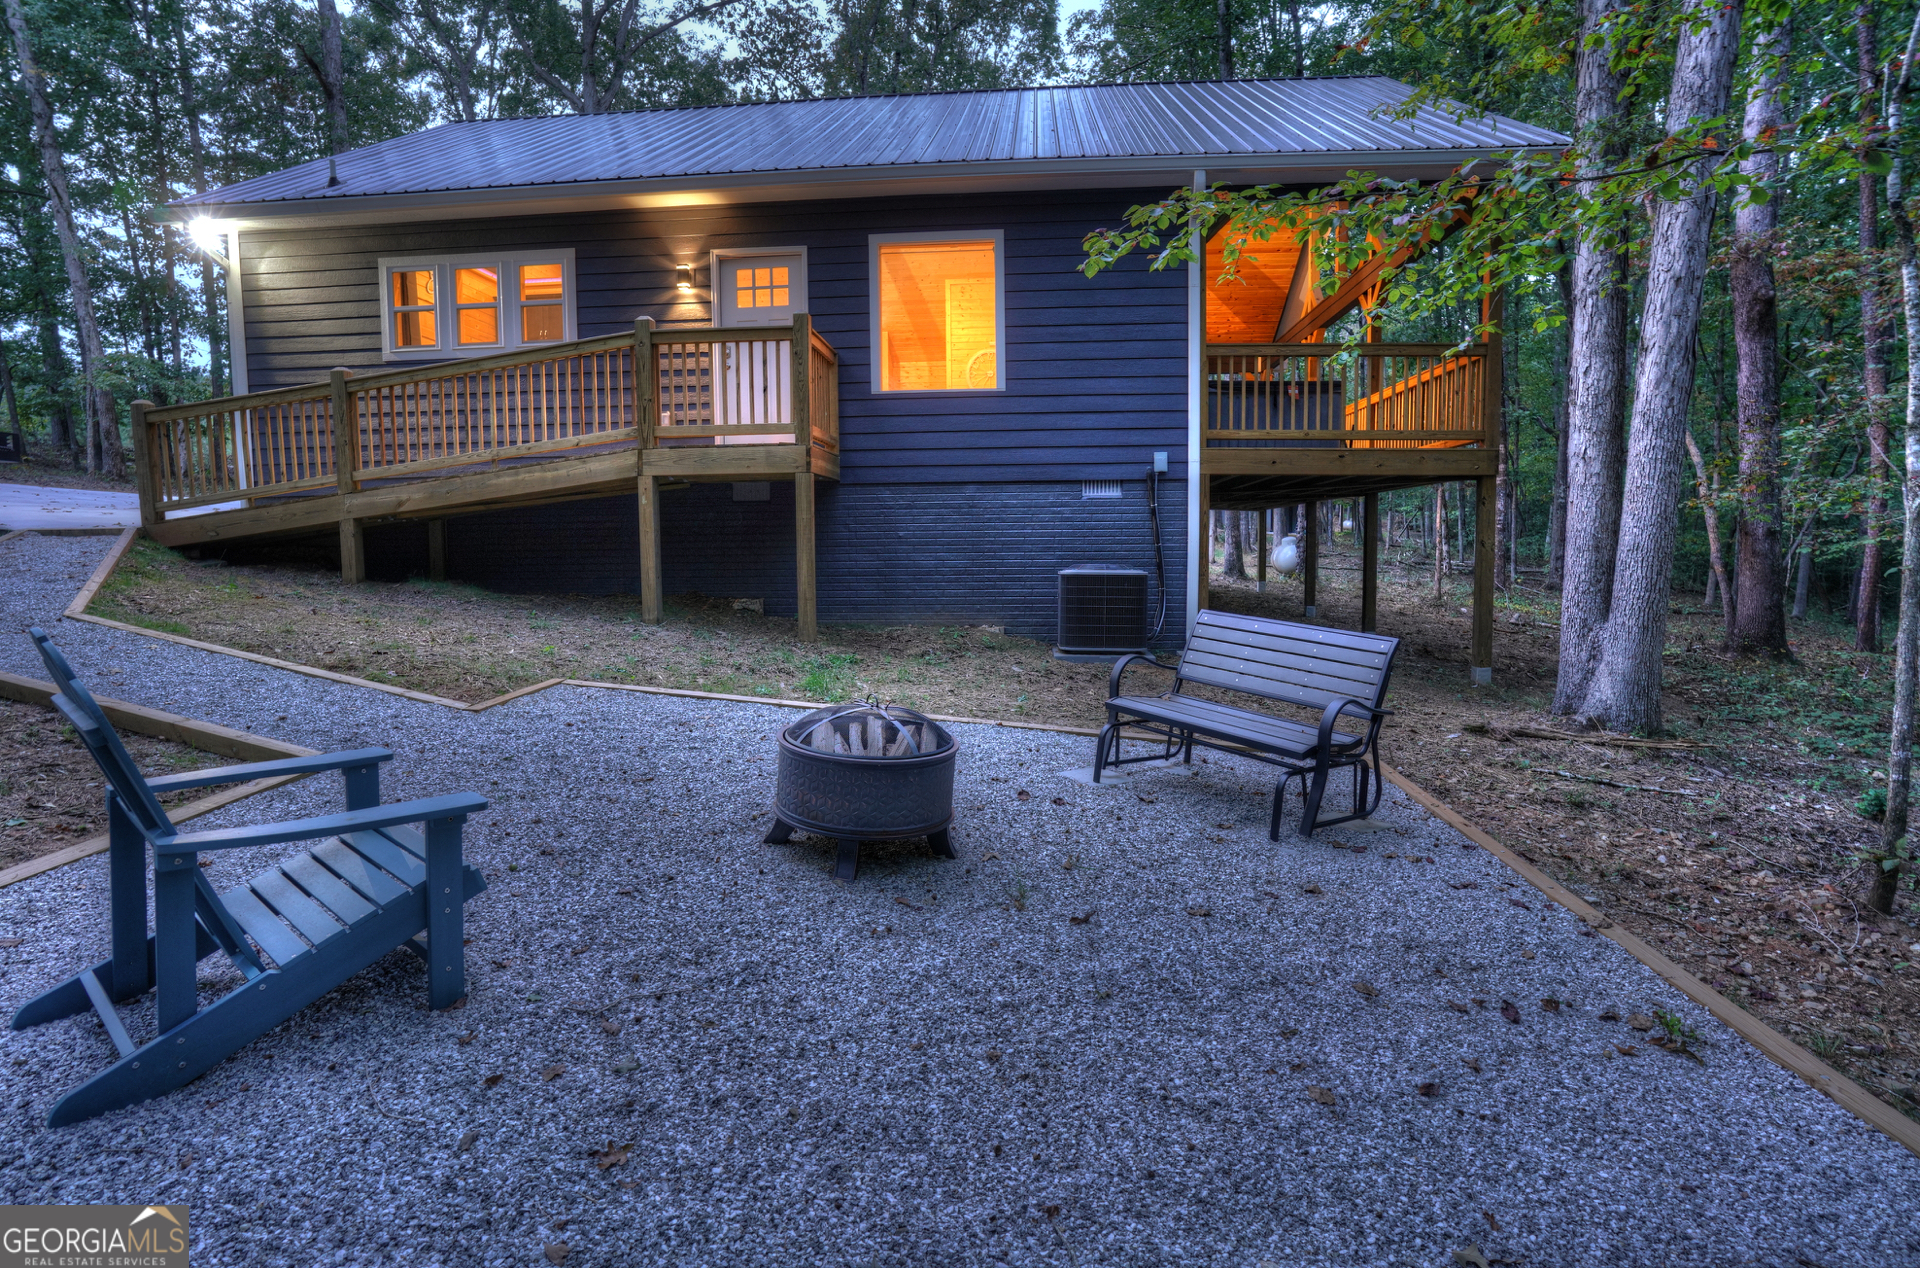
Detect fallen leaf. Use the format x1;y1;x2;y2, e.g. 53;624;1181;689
1472;998;1488;1009
981;851;1001;860
618;1180;639;1190
543;1065;567;1081
1447;1000;1470;1013
1302;884;1324;895
1214;822;1232;830
456;1130;478;1152
483;1074;504;1087
1187;906;1212;917
1461;1057;1481;1073
1483;1211;1501;1232
1626;1013;1656;1032
1499;1001;1521;1024
1016;790;1031;801
1136;795;1156;804
1598;1008;1620;1022
544;1245;569;1264
492;959;512;969
1614;1044;1639;1057
1307;1085;1336;1105
456;1031;477;1046
600;1020;621;1036
1508;897;1532;911
551;1218;570;1231
1280;1028;1300;1038
1417;1082;1438;1097
1041;1204;1061;1219
894;896;923;912
1352;981;1380;999
612;1060;640;1074
1520;949;1536;961
1052;797;1069;806
0;937;22;948
1452;1246;1490;1268
1450;881;1479;890
1348;845;1368;854
985;1050;1003;1063
1678;1183;1699;1194
178;1152;195;1170
590;1141;632;1170
1540;998;1561;1013
1069;912;1094;925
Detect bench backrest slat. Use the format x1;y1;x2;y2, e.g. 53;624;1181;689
1177;609;1398;712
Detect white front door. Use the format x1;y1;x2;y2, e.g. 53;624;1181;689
717;252;803;327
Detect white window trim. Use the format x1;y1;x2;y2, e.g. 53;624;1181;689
377;249;577;361
709;246;809;328
868;229;1005;394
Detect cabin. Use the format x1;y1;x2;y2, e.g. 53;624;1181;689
151;78;1563;678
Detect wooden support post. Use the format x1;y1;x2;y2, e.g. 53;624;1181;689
106;794;149;1000
794;471;818;642
1303;499;1320;618
425;815;465;1010
1197;475;1211;612
152;850;197;1034
1361;492;1379;633
634;316;655;447
1472;475;1495;684
637;475;662;624
1256;507;1268;593
330;367;363;584
426;519;446;582
338;518;365;585
129;400;157;527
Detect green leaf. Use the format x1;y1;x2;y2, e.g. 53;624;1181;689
1745;184;1770;206
1864;149;1894;175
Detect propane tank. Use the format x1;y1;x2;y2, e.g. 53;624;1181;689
1270;534;1301;575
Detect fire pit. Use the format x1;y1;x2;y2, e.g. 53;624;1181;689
763;701;958;882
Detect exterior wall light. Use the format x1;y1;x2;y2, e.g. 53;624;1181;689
187;219;230;268
675;264;693;293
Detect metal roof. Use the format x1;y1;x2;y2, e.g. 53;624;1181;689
179;77;1566;213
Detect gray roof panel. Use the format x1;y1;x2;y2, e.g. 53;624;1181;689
179;76;1566;209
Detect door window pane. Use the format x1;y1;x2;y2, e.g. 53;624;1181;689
877;241;997;390
736;265;790;310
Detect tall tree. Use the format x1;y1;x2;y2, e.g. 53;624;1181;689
1552;0;1630;715
1728;12;1791;656
1578;0;1742;732
318;0;348;153
5;0;121;476
1855;3;1893;652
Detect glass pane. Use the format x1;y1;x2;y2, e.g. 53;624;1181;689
395;310;436;347
520;263;564;302
737;283;757;309
877;240;996;390
457;307;498;345
391;269;434;308
772;287;789;307
456;267;498;304
730;261;797;313
522;303;563;343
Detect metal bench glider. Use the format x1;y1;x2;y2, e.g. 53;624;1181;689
1094;609;1398;840
12;629;488;1126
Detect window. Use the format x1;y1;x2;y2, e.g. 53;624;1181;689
377;250;576;359
870;233;1002;392
713;249;807;328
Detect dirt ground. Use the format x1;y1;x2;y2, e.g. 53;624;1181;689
0;452;135;492
86;532;1920;1121
0;697;226;871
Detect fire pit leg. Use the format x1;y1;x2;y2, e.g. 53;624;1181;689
928;828;956;860
833;839;861;883
763;817;795;845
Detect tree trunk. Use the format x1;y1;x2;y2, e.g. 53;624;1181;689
1793;514;1815;618
1222;509;1247;579
1728;14;1793;657
319;0;348;153
1874;6;1920;914
177;26;224;397
1216;0;1232;79
1578;0;1741;733
1554;0;1631;713
1495;342;1514;589
1433;485;1448;601
1859;4;1893;653
1686;429;1730;612
5;0;120;479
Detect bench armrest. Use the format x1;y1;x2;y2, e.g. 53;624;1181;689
1316;697;1393;755
144;747;394;794
1109;653;1175;699
150;791;488;853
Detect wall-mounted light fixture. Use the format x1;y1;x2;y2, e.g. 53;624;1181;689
185;219;230;269
675;264;693;293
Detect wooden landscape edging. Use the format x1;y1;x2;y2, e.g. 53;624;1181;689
1381;761;1920;1161
34;533;1920;1156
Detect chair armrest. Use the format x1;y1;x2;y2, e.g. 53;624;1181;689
1109;653;1175;699
151;791;488;853
1315;697;1393;755
144;747;394;794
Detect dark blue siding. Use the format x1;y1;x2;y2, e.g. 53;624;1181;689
357;480;1187;647
239;188;1190;485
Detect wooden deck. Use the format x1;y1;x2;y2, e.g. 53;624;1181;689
132;316;839;639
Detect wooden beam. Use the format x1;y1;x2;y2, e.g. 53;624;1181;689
1303;500;1319;617
1361;492;1379;633
1472;475;1495;684
643;443;808;479
794;471;817;642
426;519;446;581
637;474;662;625
0;669;316;761
1202;449;1498;480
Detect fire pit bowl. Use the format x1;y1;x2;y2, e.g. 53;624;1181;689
763;701;958;882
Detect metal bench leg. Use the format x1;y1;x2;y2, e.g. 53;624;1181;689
1268;774;1292;842
1300;764;1331;840
1092;723;1115;783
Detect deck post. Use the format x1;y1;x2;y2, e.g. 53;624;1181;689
632;317;662;624
1303;500;1319;618
637;475;662;624
330;368;363;584
1472;475;1495;684
427;519;446;581
1196;476;1211;611
1361;492;1379;633
794;471;818;642
1256;507;1268;593
129;400;157;527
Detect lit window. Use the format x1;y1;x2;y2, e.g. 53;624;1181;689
378;252;575;358
737;266;790;311
876;239;998;391
455;267;499;345
520;263;564;342
391;270;436;348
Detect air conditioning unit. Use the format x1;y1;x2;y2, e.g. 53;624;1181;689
1056;565;1149;655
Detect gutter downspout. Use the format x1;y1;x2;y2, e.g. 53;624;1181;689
1185;168;1206;642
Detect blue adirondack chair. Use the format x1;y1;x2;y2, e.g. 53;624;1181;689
13;628;489;1126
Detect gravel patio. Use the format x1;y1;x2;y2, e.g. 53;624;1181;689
2;532;1918;1268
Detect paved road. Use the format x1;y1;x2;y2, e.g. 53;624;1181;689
0;480;139;530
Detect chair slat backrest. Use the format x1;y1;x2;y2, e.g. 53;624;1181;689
1176;610;1399;713
30;628;174;837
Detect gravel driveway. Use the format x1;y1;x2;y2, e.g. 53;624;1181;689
2;531;1917;1268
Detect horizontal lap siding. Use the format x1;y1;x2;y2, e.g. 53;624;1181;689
240;188;1188;483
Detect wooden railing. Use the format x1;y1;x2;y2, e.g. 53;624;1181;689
133;316;839;522
1204;342;1490;451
